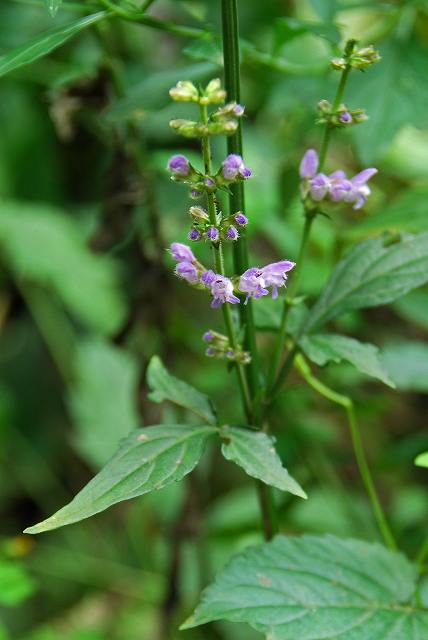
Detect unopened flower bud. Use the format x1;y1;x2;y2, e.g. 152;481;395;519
189;206;209;222
331;56;346;70
190;188;203;199
169;80;199;102
207;120;238;136
167;154;190;177
234;212;248;226
204;78;226;104
188;228;201;241
317;99;331;112
206;226;219;242
226;225;239;241
339;111;352;124
169;119;204;138
203;331;214;342
351;45;381;68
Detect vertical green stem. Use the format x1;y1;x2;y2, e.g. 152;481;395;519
221;0;261;409
295;353;397;551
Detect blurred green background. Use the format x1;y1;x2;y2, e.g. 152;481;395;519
1;0;428;638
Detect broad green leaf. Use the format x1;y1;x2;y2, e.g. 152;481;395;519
305;233;428;332
274;17;340;52
147;356;216;425
348;187;428;238
45;0;62;17
220;426;306;499
350;40;428;163
415;452;428;468
300;333;395;387
0;12;108;78
0;560;36;607
24;424;217;534
393;289;428;332
382;341;428;392
0;201;126;335
182;534;428;638
69;340;140;469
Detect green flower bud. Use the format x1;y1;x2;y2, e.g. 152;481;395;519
204;78;227;104
189;206;209;222
330;57;347;70
169;80;199;102
169;119;205;138
207;120;238;136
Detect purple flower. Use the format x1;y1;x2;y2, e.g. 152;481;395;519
204;177;215;188
328;168;377;209
175;261;198;284
226;226;239;240
167;154;190;177
170;242;195;263
203;331;214;342
329;178;354;203
309;173;330;201
210;275;240;308
190;188;203;199
234;212;248;226
206;226;219;242
206;347;215;356
221;154;251;180
350;168;377;209
339;111;352;123
238;268;269;304
201;270;216;286
234;104;245;116
261;260;295;299
299;149;319;179
188;228;201;241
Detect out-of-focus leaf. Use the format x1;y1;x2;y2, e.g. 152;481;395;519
182;535;426;637
309;0;338;21
45;0;62;17
220;426;306;499
274;17;340;53
0;12;108;78
300;333;394;386
107;62;218;122
0;201;126;335
350;39;428;163
147;356;216;424
305;233;428;332
415;452;428;468
348;187;428;238
382;341;428;392
69;339;140;469
0;560;36;607
393;289;428;332
24;424;217;533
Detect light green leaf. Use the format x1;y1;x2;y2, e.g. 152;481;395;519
0;201;126;335
45;0;62;17
382;341;428;392
147;356;216;425
24;424;217;534
182;534;428;638
300;333;395;387
0;12;108;78
220;426;306;499
348;187;428;238
69;339;140;469
273;17;340;51
0;560;36;607
415;452;428;468
393;289;428;332
305;233;428;332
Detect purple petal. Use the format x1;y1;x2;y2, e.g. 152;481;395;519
329;170;346;179
351;168;378;185
299;149;319;179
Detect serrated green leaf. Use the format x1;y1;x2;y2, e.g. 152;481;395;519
0;201;126;335
0;12;108;78
0;560;36;607
221;426;306;499
24;424;217;534
147;356;216;425
305;233;428;332
381;341;428;392
69;339;140;469
348;187;428;238
300;333;395;387
182;534;428;638
415;452;428;468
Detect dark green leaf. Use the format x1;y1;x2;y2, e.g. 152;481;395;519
350;40;428;163
381;341;428;392
0;12;108;78
221;426;306;499
147;356;216;424
300;333;395;386
348;187;428;238
305;233;428;332
24;424;217;533
0;561;36;607
182;534;428;638
0;201;126;335
69;340;140;469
